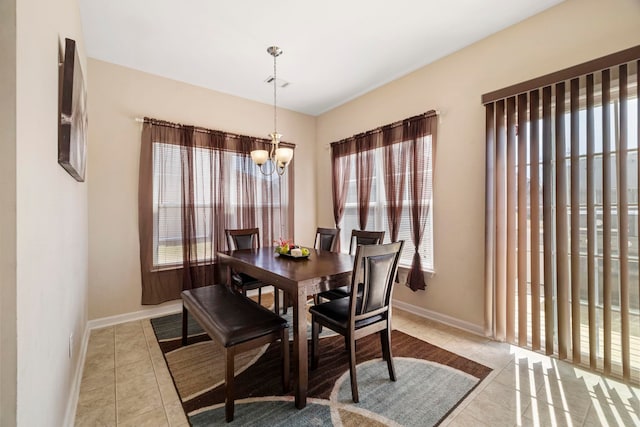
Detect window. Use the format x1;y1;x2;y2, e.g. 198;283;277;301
331;112;437;292
340;139;434;270
484;53;639;381
152;143;290;267
138;119;294;304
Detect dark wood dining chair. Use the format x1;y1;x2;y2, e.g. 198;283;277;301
310;240;404;403
316;229;385;302
225;228;279;314
314;227;340;252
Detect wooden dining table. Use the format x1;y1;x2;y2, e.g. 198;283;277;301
216;246;354;409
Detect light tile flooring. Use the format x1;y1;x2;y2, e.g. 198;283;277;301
75;304;640;426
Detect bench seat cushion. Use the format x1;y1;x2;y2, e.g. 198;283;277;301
181;286;287;348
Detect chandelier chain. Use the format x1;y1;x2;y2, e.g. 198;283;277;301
273;49;277;136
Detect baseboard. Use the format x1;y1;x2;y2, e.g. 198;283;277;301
87;301;184;330
65;287;275;425
64;300;184;426
392;299;484;336
62;323;91;427
67;288;437;425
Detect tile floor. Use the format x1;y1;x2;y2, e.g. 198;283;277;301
75;303;640;426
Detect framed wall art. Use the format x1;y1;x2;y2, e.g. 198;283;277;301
58;37;87;182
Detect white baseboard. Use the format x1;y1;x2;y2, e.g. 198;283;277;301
65;300;184;426
63;323;92;427
392;299;484;336
87;301;184;330
65;287;276;425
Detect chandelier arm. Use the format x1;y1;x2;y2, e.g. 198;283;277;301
257;160;275;176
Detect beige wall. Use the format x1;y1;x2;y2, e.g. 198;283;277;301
0;0;17;424
316;0;640;329
13;0;89;425
87;60;316;320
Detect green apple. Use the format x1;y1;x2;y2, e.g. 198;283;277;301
301;248;310;256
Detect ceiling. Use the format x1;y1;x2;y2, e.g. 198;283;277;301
80;0;563;116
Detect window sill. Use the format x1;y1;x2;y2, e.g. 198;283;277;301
151;264;182;272
398;263;435;275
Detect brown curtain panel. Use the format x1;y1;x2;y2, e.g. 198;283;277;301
405;116;436;291
483;47;640;382
139;121;183;304
382;124;407;243
138;118;295;304
331;142;353;252
355;133;376;230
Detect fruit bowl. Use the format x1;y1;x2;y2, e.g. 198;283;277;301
277;251;310;259
274;239;310;258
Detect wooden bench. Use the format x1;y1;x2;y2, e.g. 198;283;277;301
181;285;289;422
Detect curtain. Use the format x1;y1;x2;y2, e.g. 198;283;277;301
331;142;352;252
405;117;436;291
382;124;407;243
483;47;639;382
330;111;437;291
355;133;376;230
138;118;295;304
139;122;183;303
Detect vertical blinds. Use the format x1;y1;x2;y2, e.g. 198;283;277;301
483;49;640;382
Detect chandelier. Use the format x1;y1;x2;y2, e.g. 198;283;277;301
250;46;293;176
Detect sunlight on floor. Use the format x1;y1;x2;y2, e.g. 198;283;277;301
510;345;640;427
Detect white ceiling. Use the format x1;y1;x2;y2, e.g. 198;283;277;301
80;0;563;116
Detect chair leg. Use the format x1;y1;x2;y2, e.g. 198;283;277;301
311;295;323;333
282;327;290;392
382;327;396;381
181;305;188;346
282;293;288;315
348;335;359;403
258;287;262;305
274;289;280;314
224;347;235;422
311;319;320;370
379;331;388;361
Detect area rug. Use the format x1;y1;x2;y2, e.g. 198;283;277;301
151;311;492;426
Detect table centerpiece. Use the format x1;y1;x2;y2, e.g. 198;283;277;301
274;238;311;258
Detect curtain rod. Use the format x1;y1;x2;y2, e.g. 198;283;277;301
133;116;296;146
136;110;441;130
328;110;439;147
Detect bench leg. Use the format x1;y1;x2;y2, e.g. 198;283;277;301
282;327;290;392
181;305;188;346
225;346;235;422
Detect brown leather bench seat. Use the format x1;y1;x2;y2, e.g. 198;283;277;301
181;285;289;422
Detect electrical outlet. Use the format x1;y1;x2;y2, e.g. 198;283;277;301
69;333;74;359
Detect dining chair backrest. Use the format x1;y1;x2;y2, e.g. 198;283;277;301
349;230;385;255
314;227;340;252
226;228;260;251
350;241;404;318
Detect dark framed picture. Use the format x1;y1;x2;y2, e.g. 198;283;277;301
58;37;88;182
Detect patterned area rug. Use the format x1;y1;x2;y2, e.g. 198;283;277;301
151;311;491;426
